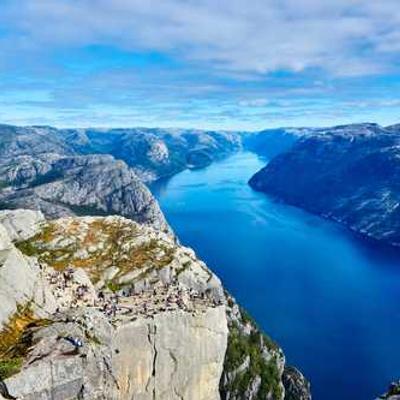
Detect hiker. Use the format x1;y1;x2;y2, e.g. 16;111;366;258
63;336;84;349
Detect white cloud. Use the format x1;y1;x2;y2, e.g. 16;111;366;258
1;0;400;77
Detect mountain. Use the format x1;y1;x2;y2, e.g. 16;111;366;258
0;124;242;229
80;128;242;181
243;128;310;159
0;154;169;233
0;209;310;400
0;124;242;182
249;123;400;247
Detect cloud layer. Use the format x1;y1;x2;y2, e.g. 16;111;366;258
1;0;400;128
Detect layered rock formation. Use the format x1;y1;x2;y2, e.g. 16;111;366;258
0;124;243;231
0;154;168;232
81;128;242;181
0;124;242;183
0;210;310;400
249;123;400;247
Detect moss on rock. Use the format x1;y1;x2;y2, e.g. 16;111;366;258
0;304;51;380
222;322;283;399
15;218;176;285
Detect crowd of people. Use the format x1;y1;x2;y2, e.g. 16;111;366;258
45;266;223;322
97;282;222;322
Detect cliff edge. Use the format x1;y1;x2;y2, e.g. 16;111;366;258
0;210;310;400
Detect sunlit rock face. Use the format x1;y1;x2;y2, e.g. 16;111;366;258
0;210;309;400
0;154;170;233
0;124;242;233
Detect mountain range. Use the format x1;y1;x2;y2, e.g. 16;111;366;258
1;121;400;399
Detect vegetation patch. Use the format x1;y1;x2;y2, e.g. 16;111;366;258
106;281;124;293
16;219;176;285
0;304;51;380
221;307;282;400
68;204;111;217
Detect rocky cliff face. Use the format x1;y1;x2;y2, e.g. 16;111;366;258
82;128;242;181
0;210;310;400
249;123;400;247
0;124;242;231
0;154;169;233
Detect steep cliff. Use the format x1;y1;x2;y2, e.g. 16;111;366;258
0;154;169;232
0;210;310;400
249;123;400;247
0;124;242;231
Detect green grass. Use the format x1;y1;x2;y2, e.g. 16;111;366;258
222;325;282;399
15;240;40;256
106;281;123;293
0;303;51;380
0;357;23;379
221;304;283;400
16;219;176;286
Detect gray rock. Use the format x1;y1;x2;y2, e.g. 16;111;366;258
0;211;310;400
0;155;169;233
112;307;228;400
0;209;45;241
0;124;242;183
0;222;57;328
282;366;311;400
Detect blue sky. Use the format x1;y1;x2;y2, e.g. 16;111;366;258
1;0;400;130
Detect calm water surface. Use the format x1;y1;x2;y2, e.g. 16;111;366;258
151;152;400;400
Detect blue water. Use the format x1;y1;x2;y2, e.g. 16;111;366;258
151;152;400;400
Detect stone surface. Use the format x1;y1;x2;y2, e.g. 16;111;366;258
0;209;45;241
282;366;311;400
0;210;310;400
113;307;227;400
0;124;242;183
0;214;57;328
0;155;169;233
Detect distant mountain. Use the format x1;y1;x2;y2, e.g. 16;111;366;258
83;128;242;181
249;123;400;247
0;124;242;180
0;124;242;227
243;127;311;159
